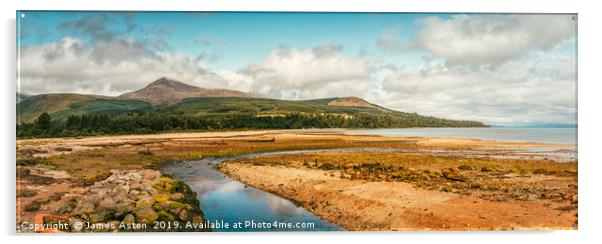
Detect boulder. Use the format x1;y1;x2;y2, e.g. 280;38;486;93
135;207;158;223
122;214;136;225
135;195;156;209
178;209;189;221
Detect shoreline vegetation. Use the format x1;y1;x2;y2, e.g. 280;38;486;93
16;130;577;232
16;111;486;139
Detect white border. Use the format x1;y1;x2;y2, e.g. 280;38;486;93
2;1;601;244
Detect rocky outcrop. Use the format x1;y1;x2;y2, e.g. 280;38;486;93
59;169;208;232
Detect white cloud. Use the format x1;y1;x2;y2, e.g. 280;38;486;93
19;36;227;95
380;51;576;124
380;14;576;65
238;43;377;100
372;14;577;124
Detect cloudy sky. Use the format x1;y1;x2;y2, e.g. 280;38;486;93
17;12;577;126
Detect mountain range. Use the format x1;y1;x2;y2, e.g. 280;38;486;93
16;77;486;128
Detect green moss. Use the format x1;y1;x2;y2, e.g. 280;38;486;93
82;171;111;186
152;176;180;192
151;180;163;189
157;210;175;221
168;201;186;209
152;194;170;203
163;179;180;192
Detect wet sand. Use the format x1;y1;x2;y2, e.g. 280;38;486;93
16;129;577;231
220;162;576;230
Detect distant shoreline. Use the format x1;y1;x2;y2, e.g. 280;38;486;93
17;127;576;146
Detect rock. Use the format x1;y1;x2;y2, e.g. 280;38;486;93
135;195;156;208
470;182;481;189
89;212;107;223
526;194;537;201
178;209;189;221
157;210;176;221
135;208;159;223
48;192;66;201
17;188;38;198
440;185;453;192
129;189;141;197
114;200;135;213
97;197;118;210
83;194;101;206
170;192;186;201
73;201;95;214
192;215;204;223
458;165;475;171
122;214;136;225
24;200;43;211
59;169;206;232
442;169;465;182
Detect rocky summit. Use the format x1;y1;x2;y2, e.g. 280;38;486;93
118;77;253;104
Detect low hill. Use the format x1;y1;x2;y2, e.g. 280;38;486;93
16;92;30;102
119;77;253;104
16;77;487;137
17;93;106;123
327;97;380;109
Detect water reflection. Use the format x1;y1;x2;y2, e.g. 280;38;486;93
161;158;342;232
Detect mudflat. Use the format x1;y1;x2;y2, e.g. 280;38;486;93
219;152;576;230
17;130;577;231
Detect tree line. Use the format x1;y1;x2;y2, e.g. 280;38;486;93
17;112;485;138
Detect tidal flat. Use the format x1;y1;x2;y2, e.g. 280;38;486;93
16;129;577;232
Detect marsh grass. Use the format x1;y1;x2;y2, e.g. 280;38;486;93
233;151;577;175
32;138;416;184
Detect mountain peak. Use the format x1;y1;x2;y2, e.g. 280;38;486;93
327;96;377;109
149;77;173;85
146;77;196;89
119;77;254;104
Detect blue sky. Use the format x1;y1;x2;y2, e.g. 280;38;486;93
17;11;577;125
18;11;437;70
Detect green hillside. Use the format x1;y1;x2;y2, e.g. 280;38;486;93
17;93;101;123
50;99;152;120
17;94;151;123
17;95;486;138
167;97;400;117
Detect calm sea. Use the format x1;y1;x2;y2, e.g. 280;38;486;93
341;127;577;145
